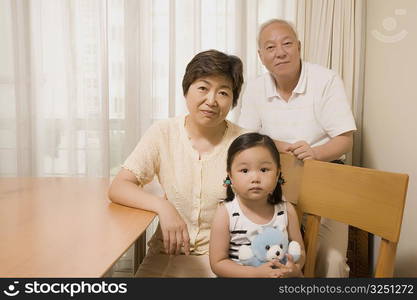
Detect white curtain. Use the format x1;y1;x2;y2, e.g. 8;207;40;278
295;0;366;165
1;0;365;277
0;0;297;178
1;0;111;177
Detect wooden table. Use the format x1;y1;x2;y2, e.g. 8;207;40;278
0;177;155;277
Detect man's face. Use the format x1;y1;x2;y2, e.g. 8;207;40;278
258;22;301;79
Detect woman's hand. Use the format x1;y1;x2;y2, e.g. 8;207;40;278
274;254;304;278
157;196;190;256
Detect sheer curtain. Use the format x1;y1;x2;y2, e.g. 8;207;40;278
1;0;111;177
0;0;296;178
295;0;366;165
0;0;296;276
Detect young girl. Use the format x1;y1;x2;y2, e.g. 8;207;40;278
209;132;305;277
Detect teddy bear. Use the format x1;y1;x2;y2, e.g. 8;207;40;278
238;225;301;267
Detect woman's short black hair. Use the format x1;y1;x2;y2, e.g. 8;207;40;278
182;49;244;108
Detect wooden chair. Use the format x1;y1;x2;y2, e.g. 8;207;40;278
298;159;409;277
280;152;304;222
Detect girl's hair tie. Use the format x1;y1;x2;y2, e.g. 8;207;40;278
223;178;231;187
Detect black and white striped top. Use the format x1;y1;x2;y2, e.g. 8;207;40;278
224;196;288;262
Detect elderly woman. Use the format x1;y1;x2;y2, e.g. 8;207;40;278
108;49;246;277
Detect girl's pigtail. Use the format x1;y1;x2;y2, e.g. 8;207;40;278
223;175;235;201
268;173;285;205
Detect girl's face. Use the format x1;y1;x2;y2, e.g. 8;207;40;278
185;75;233;128
229;145;279;203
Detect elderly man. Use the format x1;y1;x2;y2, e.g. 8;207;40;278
238;19;356;277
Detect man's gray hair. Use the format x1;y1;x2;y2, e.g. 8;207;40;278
257;18;299;49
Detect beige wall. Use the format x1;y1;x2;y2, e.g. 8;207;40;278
363;0;417;276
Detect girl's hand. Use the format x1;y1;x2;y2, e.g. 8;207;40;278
157;196;190;256
252;261;286;278
274;254;304;278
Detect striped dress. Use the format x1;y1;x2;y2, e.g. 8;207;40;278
224;196;288;262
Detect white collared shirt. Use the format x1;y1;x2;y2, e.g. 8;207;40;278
238;62;356;148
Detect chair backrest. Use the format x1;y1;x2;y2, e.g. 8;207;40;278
298;159;409;277
280;152;304;205
280;153;304;221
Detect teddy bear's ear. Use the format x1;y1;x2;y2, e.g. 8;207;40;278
272;224;286;232
247;227;263;241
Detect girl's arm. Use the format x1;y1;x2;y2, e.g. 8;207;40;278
209;204;283;278
108;168;190;255
279;202;306;277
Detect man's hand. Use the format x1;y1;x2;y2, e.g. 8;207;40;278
287;140;316;161
275;140;293;153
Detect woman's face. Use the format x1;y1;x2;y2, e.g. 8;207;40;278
185;75;233;128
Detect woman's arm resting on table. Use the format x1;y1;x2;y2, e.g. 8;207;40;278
108;168;190;255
